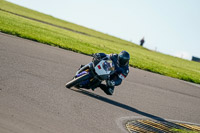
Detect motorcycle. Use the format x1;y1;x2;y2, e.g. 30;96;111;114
66;56;115;90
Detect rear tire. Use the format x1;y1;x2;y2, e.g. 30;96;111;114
66;73;90;88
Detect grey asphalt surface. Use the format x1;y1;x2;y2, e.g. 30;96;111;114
0;32;200;133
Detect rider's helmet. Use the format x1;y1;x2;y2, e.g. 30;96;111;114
118;51;130;66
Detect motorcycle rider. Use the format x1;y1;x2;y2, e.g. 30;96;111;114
93;50;130;95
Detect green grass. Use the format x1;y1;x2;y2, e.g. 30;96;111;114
0;0;200;84
0;0;127;45
171;128;200;133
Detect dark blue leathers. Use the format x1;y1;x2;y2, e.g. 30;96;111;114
93;53;129;95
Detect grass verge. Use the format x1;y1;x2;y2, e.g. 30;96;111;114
0;0;200;84
171;128;200;133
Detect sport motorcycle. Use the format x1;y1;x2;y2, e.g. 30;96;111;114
66;57;115;90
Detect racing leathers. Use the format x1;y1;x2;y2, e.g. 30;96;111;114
93;53;129;95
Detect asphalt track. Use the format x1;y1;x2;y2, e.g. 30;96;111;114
0;32;200;133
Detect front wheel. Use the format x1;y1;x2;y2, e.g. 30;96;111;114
66;73;90;88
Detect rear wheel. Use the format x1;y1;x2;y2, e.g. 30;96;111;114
66;73;90;88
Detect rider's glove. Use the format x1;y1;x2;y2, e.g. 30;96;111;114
107;80;115;86
93;53;101;60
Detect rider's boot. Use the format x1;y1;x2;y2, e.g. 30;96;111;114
99;84;114;95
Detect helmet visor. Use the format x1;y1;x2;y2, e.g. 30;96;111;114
119;57;129;66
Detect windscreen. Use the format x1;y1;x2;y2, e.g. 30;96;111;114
102;60;115;72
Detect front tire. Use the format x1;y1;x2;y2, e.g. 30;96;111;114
66;73;90;88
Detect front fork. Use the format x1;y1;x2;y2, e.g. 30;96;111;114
74;62;93;88
75;62;93;76
75;62;101;89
